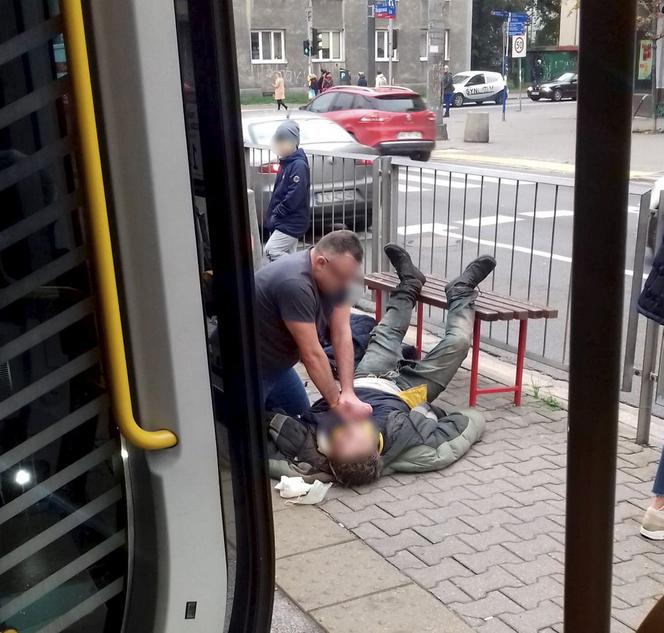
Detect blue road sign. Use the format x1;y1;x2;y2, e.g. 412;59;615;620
508;24;527;36
375;0;396;19
491;10;509;17
509;12;529;21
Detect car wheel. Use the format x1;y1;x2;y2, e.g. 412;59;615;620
529;95;540;101
553;89;563;102
453;93;464;108
410;151;432;162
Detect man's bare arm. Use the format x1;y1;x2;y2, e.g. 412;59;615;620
284;321;340;406
328;305;355;394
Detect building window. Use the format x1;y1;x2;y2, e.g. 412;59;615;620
313;30;343;62
250;30;286;63
444;29;450;61
375;29;398;61
419;29;429;61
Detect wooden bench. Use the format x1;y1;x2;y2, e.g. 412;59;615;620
365;272;558;407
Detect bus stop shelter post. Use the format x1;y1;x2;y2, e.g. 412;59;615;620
565;0;637;630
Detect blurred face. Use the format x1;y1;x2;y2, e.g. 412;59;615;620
330;420;377;462
311;251;361;295
444;65;449;72
271;138;296;158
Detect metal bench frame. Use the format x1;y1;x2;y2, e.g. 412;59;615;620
365;272;558;407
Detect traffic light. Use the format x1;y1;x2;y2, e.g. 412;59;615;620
303;39;310;56
311;28;324;56
310;29;323;57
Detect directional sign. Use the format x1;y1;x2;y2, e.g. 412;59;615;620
375;0;396;19
508;23;526;36
512;34;527;58
491;9;509;17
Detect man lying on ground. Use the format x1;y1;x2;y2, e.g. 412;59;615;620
267;245;496;486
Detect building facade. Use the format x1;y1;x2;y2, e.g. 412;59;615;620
233;0;473;98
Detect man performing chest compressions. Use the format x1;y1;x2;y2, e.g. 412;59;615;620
267;245;496;485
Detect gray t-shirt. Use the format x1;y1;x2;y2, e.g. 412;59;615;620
254;249;342;376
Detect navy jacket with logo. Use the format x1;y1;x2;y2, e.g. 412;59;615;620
266;148;310;238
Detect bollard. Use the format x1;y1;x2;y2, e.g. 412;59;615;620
464;112;490;143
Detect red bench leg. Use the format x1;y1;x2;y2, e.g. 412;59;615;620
469;318;481;407
375;290;383;321
514;319;528;406
416;301;423;359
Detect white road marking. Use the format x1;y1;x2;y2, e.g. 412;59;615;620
396;223;644;278
460;214;523;227
519;209;574;219
397;223;450;236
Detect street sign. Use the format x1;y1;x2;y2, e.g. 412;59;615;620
508;23;526;36
512;34;526;58
375;0;396;19
491;10;509;17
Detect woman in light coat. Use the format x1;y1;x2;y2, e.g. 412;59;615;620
272;71;287;110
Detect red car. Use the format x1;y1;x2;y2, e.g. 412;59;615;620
301;86;436;161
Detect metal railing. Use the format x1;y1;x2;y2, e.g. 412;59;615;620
245;142;653;384
623;189;664;444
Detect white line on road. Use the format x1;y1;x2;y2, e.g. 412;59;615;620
397;224;644;278
519;210;574;219
459;214;524;227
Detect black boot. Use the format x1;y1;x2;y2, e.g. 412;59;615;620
446;255;496;291
384;244;426;287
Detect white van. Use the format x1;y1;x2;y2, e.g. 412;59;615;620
451;71;507;107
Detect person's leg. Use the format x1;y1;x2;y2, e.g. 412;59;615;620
355;245;425;377
396;288;475;400
396;256;496;401
444;93;452;116
264;367;310;416
640;446;664;539
264;230;298;262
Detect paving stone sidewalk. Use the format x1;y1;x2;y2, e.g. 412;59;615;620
312;369;664;632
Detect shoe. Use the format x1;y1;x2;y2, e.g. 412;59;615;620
446;255;497;290
443;113;450;118
640;506;664;540
383;244;426;286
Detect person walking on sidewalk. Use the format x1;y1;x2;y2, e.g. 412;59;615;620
357;71;368;87
272;71;287;110
255;231;373;419
264;120;309;262
441;65;454;117
376;71;388;87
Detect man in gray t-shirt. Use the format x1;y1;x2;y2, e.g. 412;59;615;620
254;231;372;420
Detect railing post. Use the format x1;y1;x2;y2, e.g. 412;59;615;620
622;191;655;391
371;156;383;273
637;319;660;445
379;156;392;272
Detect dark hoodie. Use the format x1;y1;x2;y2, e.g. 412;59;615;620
266;147;311;238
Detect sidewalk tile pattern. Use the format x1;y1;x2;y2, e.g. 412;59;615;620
316;370;664;632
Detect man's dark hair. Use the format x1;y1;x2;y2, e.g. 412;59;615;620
316;230;363;264
329;453;381;487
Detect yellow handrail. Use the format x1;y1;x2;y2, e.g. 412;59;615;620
61;1;177;450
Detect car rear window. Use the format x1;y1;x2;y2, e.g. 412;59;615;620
373;95;426;112
248;118;353;145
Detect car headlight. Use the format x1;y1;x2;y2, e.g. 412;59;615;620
541;87;552;92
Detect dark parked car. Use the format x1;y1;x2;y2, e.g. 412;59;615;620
528;73;578;102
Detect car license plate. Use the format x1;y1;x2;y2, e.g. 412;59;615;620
315;190;356;204
530;91;539;96
397;131;422;140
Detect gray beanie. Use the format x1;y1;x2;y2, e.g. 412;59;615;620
273;119;300;146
